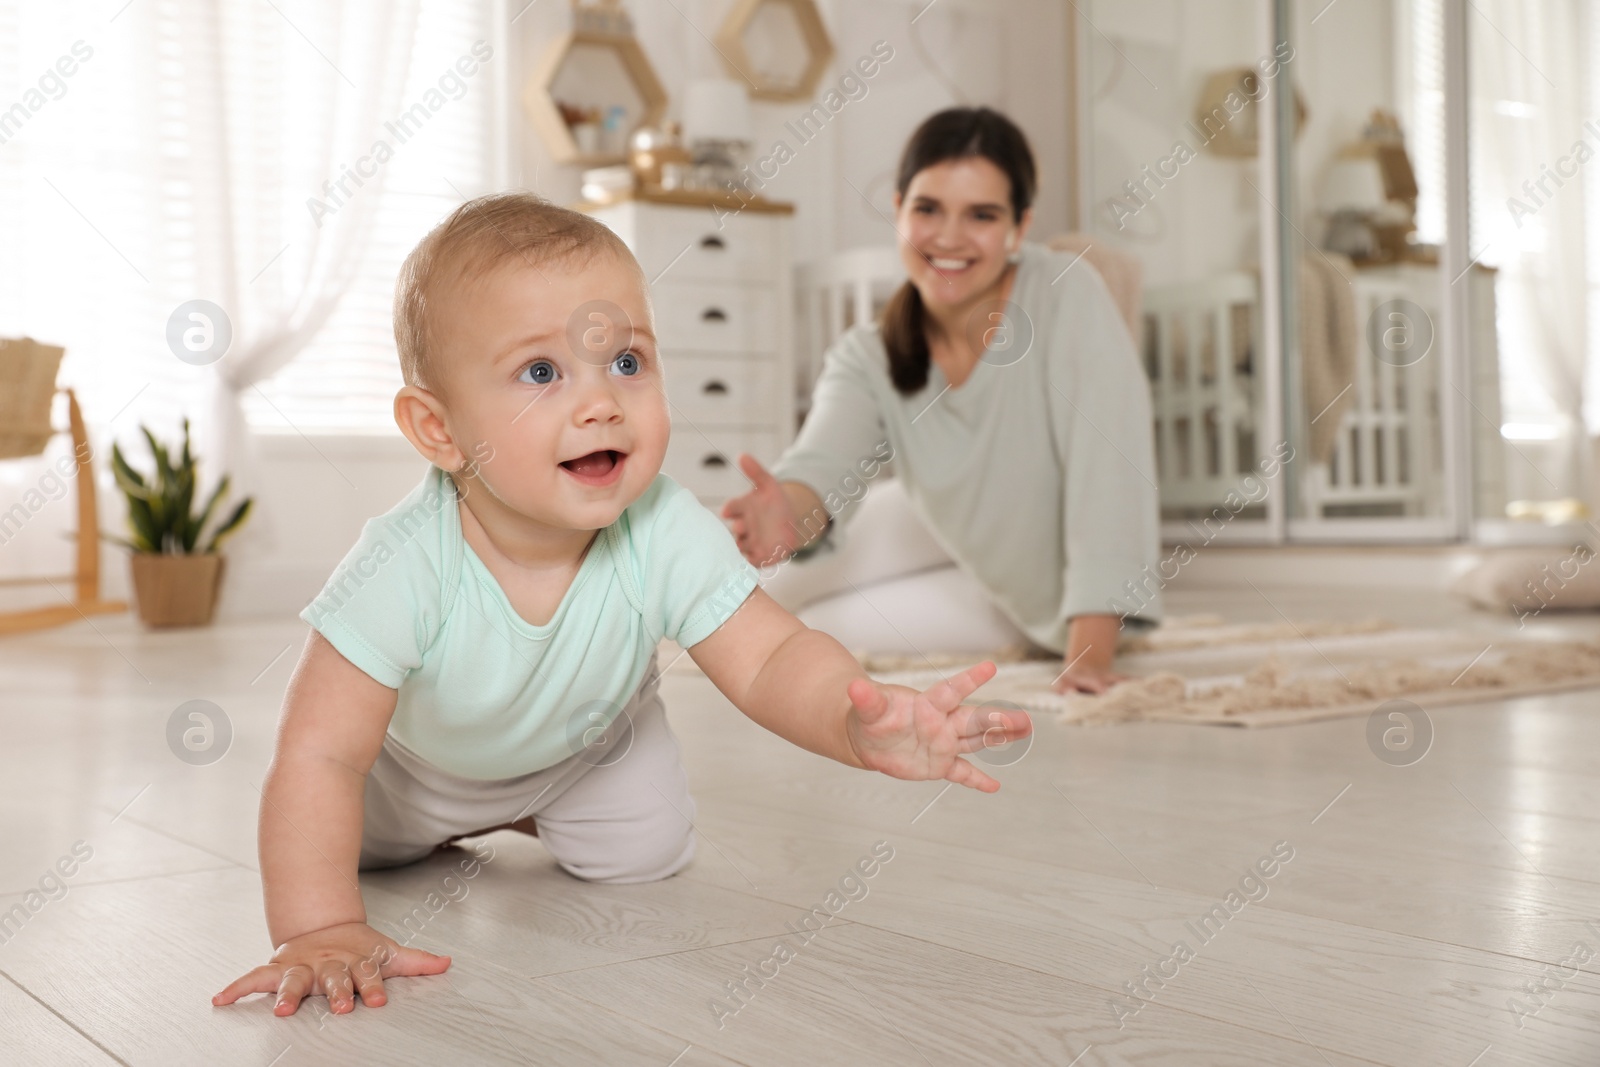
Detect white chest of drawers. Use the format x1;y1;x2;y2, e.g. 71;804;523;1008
587;194;797;508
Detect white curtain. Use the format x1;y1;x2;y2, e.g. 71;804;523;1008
1467;0;1590;500
0;1;423;585
180;0;422;506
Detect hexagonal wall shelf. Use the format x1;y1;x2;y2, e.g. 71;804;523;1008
524;0;667;166
714;0;835;102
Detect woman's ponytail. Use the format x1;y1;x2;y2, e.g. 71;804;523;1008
881;279;931;395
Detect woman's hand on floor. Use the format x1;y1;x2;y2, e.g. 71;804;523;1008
1050;662;1132;695
844;660;1032;793
1056;615;1129;695
720;454;803;568
211;921;451;1017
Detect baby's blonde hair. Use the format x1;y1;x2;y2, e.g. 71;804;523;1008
393;192;635;396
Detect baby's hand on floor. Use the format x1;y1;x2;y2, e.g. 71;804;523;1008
844;661;1032;793
212;921;450;1017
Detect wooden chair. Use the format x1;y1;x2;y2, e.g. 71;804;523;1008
0;338;126;635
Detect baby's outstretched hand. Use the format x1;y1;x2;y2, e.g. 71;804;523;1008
212;921;450;1017
844;660;1032;793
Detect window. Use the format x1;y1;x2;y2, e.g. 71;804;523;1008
0;0;499;442
245;2;498;434
1401;0;1598;445
1396;0;1445;246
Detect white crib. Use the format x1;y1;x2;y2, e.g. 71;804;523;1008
1308;266;1445;518
1141;265;1453;519
1139;272;1263;512
793;246;905;422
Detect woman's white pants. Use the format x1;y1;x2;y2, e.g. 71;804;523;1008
758;477;1046;656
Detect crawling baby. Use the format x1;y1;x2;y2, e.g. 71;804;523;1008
211;192;1030;1018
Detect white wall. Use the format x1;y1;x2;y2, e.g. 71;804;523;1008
508;0;1071;260
1292;0;1398;232
206;436;432;624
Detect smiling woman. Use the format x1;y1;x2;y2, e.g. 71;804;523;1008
723;107;1166;697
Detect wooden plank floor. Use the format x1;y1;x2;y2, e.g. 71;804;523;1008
3;586;1600;1065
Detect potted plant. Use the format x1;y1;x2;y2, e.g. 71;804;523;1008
106;419;253;628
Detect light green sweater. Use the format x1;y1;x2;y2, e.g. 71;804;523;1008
769;241;1164;653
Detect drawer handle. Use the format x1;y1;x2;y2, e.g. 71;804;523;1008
702;379;729;395
701;307;728;323
701;453;728;469
699;235;726;250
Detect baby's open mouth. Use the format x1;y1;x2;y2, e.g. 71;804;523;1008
559;449;626;480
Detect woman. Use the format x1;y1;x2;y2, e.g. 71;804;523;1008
721;107;1163;695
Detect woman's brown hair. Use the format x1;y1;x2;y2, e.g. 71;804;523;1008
879;107;1037;396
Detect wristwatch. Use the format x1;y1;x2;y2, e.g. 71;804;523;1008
789;516;833;560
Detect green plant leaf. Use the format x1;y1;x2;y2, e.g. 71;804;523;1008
110;442;153;501
130;425;170;547
175;420;196;549
173;420;203;553
124;493;160;553
99;531;143;551
144;480;169;550
202;497;253;554
109;421;247;556
190;475;230;553
174;465;197;552
141;425;173;484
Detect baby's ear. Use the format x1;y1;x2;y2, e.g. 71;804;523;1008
394;385;463;470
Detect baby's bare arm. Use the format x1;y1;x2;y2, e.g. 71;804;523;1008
689;588;1031;792
215;630;445;1017
260;629;397;944
687;588;868;768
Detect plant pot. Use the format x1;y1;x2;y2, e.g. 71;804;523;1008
129;553;225;628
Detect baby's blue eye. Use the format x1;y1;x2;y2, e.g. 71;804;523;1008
519;360;557;385
611;352;641;377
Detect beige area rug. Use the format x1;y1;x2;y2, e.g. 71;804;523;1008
856;617;1600;727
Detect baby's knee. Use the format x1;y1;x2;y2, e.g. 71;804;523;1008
358;838;436;871
551;816;696;885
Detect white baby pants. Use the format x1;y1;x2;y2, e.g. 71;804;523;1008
359;650;696;884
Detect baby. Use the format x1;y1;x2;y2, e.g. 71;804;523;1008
211;193;1030;1019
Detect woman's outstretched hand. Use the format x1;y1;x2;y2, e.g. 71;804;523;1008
720;453;803;568
844;660;1032;793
